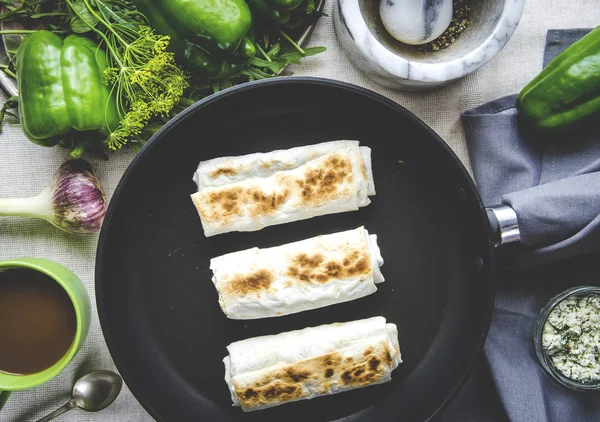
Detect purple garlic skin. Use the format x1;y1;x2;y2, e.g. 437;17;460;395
51;159;107;234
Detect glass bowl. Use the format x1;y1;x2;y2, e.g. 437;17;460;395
534;285;600;392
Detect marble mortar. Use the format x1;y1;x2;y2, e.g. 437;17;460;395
333;0;526;90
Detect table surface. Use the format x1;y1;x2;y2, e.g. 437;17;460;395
2;1;599;421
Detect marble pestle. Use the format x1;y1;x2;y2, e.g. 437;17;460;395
380;0;453;45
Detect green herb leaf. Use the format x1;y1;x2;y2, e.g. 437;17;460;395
70;0;99;32
0;95;19;131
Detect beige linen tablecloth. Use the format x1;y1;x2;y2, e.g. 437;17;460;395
1;1;599;420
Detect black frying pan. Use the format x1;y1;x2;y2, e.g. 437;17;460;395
95;77;495;422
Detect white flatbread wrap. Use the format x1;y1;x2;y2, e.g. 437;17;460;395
210;226;385;319
223;316;402;412
190;141;375;237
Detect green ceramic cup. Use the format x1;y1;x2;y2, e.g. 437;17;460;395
0;258;91;411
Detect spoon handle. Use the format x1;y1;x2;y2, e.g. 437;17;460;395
0;390;11;411
36;399;77;422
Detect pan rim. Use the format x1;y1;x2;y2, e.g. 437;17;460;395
95;76;496;422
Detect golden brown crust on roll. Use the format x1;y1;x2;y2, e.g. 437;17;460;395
211;227;384;319
296;153;354;206
234;339;394;410
191;151;357;234
286;248;372;285
222;270;275;296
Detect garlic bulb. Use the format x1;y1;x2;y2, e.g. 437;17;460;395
0;159;107;234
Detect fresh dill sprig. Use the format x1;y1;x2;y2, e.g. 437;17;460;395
65;0;189;150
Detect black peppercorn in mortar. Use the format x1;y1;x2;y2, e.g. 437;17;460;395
418;0;471;52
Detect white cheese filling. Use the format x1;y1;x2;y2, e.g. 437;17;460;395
542;294;600;383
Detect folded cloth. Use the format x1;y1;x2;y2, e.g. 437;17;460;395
484;255;600;422
459;29;600;422
462;29;600;270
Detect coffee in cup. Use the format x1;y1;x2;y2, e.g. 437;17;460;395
0;268;78;375
0;258;91;411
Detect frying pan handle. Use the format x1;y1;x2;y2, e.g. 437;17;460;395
486;205;520;247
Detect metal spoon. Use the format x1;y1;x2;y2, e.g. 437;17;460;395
36;371;123;422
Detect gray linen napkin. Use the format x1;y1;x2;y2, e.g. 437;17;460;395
482;255;600;422
458;30;600;422
462;29;600;270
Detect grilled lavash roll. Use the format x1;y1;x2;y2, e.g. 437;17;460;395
210;227;384;319
223;316;402;412
190;141;375;237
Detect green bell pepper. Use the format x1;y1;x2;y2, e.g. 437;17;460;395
246;0;291;24
517;26;600;130
134;0;254;81
247;0;315;33
268;0;305;11
17;31;119;147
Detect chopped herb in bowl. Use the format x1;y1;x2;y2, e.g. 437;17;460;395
534;286;600;392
